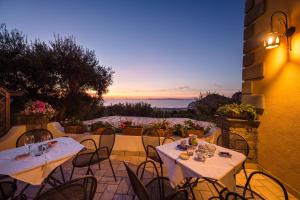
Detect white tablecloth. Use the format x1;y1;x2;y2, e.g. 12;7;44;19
0;137;84;185
156;139;246;191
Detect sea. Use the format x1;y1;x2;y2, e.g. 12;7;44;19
103;99;194;108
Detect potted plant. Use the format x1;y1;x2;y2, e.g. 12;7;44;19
150;119;172;137
18;100;56;129
120;120;143;136
183;120;205;138
62;118;87;134
90;121;112;135
216;103;259;128
172;124;187;138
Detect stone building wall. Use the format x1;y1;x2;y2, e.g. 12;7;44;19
242;0;300;197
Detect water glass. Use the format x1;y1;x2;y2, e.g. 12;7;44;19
187;145;194;156
24;135;35;154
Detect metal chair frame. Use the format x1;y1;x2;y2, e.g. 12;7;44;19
15;129;66;198
70;128;116;181
124;160;188;200
141;128;174;178
35;175;97;200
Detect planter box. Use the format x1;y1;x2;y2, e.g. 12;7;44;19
17;114;49;130
216;117;260;162
122;127;143;136
216;117;260;129
92;127;105;135
157;129;172;137
64;125;87;134
186;130;204;138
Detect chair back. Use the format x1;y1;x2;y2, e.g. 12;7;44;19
124;161;150;200
136;160;160;180
142;128;160;154
217;133;249;157
243;171;288;200
36;175;97;200
0;181;17;200
99;128;115;155
225;192;246;200
16;129;53;147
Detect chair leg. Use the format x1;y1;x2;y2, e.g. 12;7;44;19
160;163;163;177
59;165;66;183
108;158;117;181
140;157;148;180
70;166;75;181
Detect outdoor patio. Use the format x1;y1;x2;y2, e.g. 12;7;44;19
12;154;297;200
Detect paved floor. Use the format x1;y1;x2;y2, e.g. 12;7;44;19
15;154;298;200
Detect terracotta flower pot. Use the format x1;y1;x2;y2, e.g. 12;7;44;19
122;127;143;136
64;125;87;134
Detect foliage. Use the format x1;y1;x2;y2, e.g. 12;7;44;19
217;103;257;121
0;24;114;121
183;120;204;130
119;120;142;128
21;100;55;119
150;119;170;130
90;121;112;132
188;93;233;121
61;118;84;126
172;124;185;137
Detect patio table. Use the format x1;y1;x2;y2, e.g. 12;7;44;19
156;139;246;192
0;137;84;185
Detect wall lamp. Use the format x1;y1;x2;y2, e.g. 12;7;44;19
264;11;296;50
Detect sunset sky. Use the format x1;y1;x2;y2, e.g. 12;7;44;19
1;0;244;99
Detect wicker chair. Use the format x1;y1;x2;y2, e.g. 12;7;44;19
124;160;188;200
35;176;97;200
16;129;53;147
70;128;116;181
217;133;249;179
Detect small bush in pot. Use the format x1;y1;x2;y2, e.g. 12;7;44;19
90;121;112;134
217;103;257;121
119;120;143;136
150;119;172;137
62;118;87;134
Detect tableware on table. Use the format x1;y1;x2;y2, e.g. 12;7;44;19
197;143;207;153
187;145;194;156
177;140;188;150
47;140;58;147
179;152;190;160
188;134;198;146
194;152;206;162
15;153;30;160
24;135;35;154
206;144;216;157
218;151;232;158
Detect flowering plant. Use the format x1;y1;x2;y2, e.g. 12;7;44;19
150;119;170;130
21;100;55;119
183;120;204;131
119;120;141;129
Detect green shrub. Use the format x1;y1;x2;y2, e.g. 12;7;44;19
217;103;257;121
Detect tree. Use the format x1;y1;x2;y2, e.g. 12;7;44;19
0;24;114;120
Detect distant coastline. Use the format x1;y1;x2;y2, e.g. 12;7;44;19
103;98;194;108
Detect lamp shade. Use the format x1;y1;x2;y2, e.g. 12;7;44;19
264;32;280;49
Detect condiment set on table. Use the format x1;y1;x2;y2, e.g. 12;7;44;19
177;134;217;162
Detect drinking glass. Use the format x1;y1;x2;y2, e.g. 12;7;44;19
187;145;194;156
24;135;35;154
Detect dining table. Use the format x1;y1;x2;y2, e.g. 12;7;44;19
0;137;84;196
156;138;246;196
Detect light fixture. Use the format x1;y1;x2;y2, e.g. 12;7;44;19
264;11;296;50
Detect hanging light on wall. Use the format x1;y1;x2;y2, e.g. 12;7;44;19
264;11;296;50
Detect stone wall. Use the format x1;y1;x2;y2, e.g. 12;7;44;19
241;0;300;197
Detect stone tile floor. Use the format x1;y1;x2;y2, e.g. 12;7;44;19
15;154;298;200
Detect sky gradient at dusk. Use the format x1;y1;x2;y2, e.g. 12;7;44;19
1;0;244;99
